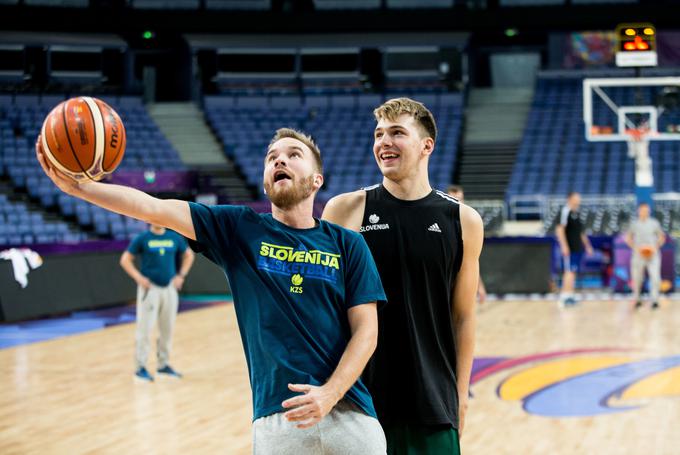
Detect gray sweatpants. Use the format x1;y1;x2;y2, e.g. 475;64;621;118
631;252;661;302
135;283;179;369
252;399;386;455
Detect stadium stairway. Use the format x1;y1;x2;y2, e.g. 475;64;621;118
147;102;255;202
456;88;532;199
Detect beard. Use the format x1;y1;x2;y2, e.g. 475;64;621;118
264;174;315;209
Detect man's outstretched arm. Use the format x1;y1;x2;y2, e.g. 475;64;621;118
36;137;195;240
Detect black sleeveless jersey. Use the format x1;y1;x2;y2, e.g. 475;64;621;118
359;184;464;428
560;205;584;253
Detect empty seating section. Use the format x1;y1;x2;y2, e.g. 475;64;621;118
204;92;463;201
0;94;182;245
56;193;148;240
0;194;84;245
508;75;680;198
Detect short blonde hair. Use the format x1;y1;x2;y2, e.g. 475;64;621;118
267;128;323;173
373;97;437;143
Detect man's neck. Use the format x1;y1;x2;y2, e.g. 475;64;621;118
271;197;317;229
382;174;432;201
150;227;165;235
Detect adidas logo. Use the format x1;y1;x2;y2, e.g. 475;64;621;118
428;223;442;233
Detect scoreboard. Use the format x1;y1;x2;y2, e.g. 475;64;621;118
615;23;657;67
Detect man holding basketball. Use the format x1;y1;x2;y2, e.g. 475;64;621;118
323;98;483;455
120;224;194;381
625;202;666;310
36;128;387;454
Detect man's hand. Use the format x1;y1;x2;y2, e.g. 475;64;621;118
458;392;469;437
35;135;82;196
172;275;185;290
561;245;570;257
585;245;594;256
137;276;151;290
281;383;341;429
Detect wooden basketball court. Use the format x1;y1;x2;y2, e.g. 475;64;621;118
1;297;678;454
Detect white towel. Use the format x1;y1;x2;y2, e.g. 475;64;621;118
0;248;43;288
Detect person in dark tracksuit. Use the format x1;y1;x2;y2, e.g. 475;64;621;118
555;192;593;307
324;98;484;454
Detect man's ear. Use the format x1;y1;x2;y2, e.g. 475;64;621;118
313;173;324;190
422;137;434;156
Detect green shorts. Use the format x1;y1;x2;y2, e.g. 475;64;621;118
383;423;460;455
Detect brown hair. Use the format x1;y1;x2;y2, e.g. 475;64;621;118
267;128;323;173
373;97;437;143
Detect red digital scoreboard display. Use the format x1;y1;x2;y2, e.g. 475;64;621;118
615;23;657;67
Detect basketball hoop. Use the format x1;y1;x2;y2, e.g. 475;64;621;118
625;127;648;143
625;123;651;166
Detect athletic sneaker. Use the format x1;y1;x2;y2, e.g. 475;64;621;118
651;301;659;310
559;297;576;308
135;366;154;382
157;365;183;378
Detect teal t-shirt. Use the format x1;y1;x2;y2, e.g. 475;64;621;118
188;202;386;420
127;229;187;287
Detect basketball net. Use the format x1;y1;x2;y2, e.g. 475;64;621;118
626;126;654;187
626;126;649;157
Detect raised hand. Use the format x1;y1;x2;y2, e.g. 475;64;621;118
35;135;82;196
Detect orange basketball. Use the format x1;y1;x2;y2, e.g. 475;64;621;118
40;97;126;181
639;245;654;259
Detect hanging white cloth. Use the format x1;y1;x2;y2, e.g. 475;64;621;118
0;248;43;288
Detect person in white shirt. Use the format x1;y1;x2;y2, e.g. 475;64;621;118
624;202;666;310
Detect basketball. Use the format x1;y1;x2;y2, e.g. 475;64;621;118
639;245;654;259
40;97;126;181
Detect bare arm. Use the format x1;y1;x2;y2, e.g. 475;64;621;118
581;232;593;254
555;224;569;256
119;251;150;289
178;249;195;277
36;137;195;240
453;204;484;437
624;230;635;250
172;249;195;290
282;303;378;429
321;191;366;232
657;229;667;249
